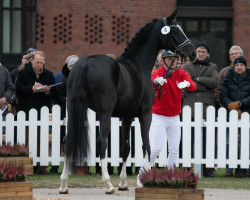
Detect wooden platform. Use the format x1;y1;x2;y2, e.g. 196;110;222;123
0;181;32;200
135;187;204;200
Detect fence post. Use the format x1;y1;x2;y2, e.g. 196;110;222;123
194;102;203;177
5;114;14;145
182;105;192;167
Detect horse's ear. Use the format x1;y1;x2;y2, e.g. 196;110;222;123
166;10;177;24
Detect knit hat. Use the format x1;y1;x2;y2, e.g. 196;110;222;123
67;56;79;68
234;56;247;67
196;42;209;53
22;48;36;56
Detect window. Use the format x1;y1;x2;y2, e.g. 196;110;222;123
0;0;36;70
177;18;232;71
177;0;232;7
176;1;233;71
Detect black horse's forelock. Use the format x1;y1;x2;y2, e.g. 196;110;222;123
122;18;158;55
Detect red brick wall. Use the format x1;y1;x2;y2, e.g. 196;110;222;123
233;0;250;65
36;0;176;73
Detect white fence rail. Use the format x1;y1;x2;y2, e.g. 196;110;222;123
0;103;250;170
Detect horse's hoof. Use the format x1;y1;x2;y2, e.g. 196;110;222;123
118;186;129;191
59;190;69;194
105;188;116;194
59;187;69;194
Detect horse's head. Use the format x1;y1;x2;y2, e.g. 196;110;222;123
160;10;196;62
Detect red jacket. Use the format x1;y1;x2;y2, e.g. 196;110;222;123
152;67;196;116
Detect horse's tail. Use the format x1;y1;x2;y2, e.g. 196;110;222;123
65;58;89;168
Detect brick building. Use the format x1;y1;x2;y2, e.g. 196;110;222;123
1;0;249;73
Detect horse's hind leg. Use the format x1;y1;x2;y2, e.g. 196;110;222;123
118;117;133;191
59;156;69;194
98;115;115;194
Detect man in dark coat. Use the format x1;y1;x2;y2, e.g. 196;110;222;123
220;56;250;178
16;51;55;117
0;62;15;116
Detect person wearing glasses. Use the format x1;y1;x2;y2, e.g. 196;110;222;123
215;46;244;107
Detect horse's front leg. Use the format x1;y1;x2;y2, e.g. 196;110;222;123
98;116;115;194
118;117;133;191
136;112;152;187
139;112;152;171
59;156;69;194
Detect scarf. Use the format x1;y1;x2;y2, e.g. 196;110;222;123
194;56;211;65
233;69;247;82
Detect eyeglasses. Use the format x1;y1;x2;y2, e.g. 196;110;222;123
230;52;240;56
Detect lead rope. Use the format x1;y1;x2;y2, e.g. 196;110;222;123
157;59;176;100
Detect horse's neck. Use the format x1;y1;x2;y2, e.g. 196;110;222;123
120;44;160;73
119;28;161;73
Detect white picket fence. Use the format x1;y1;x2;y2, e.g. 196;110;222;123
0;103;250;170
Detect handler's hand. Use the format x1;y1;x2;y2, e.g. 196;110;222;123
177;80;190;89
153;76;167;86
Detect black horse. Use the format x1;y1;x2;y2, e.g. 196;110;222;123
59;10;196;194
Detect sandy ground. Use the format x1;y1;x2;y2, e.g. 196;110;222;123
33;187;250;200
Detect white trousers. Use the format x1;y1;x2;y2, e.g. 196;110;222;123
140;114;181;172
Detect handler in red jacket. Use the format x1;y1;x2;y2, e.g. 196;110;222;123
137;50;197;187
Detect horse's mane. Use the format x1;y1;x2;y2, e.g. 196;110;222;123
121;18;158;56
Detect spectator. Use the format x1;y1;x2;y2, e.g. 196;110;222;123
15;50;55;174
215;46;244;107
16;51;55;116
220;56;250;178
215;45;244;177
10;48;36;85
53;71;63;84
176;54;188;70
152;50;164;73
137;50;196;187
0;62;15;117
182;42;219;177
10;52;35;115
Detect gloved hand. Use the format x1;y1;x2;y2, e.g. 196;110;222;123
227;101;240;110
153;76;167;86
177;80;190;89
236;109;242;119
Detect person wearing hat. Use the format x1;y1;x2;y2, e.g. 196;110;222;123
137;50;197;187
220;56;250;178
182;42;218;177
10;48;36;84
215;46;244;108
